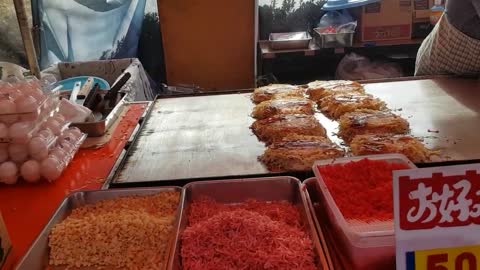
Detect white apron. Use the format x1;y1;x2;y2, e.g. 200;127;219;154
415;15;480;76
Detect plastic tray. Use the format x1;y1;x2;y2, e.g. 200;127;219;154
312;154;416;269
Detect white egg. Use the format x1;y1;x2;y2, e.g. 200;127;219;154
50;148;67;161
67;127;82;139
37;128;55;141
59;140;74;154
0;147;8;163
0;161;18;185
0;99;18;125
16;96;38;113
0;123;8;140
8;144;29;163
29;88;45;103
8;90;24;102
19;111;39;122
41;156;63;182
20;160;41;183
52;113;66;123
29;136;49;161
44;119;62;136
9;122;33;143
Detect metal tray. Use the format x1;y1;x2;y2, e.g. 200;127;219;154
68;92;128;137
169;176;329;270
312;28;354;48
16;187;184;270
269;32;312;50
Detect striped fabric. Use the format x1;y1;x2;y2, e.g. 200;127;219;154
415;15;480;76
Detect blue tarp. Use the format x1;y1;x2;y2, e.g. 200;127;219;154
34;0;148;69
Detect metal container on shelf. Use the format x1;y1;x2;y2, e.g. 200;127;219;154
269;32;312;50
169;176;330;270
311;154;416;270
313;28;354;48
16;187;184;270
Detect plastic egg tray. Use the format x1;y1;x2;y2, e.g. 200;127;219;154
0;127;86;184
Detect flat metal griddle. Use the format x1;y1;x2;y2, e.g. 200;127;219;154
111;77;480;186
111;92;273;186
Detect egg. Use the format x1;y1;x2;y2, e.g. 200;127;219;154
19;111;39;122
0;99;18;124
0;161;18;185
52;113;66;123
41;156;63;182
37;128;55;141
50;148;67;161
44;119;62;136
59;140;74;154
16;95;38;113
29;136;49;161
20;160;41;183
9;122;33;143
67;127;82;139
0;123;8;140
0;147;8;163
8;144;29;163
29;88;45;103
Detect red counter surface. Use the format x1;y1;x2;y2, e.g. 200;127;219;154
0;103;148;269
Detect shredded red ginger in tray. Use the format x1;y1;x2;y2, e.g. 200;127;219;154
319;158;410;222
181;199;317;270
187;198;303;228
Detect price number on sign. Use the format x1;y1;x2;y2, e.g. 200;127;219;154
407;245;480;270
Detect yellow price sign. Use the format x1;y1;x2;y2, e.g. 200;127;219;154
407;245;480;270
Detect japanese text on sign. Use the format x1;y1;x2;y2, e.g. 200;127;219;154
399;171;480;230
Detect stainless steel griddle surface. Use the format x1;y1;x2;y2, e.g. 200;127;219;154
113;78;480;184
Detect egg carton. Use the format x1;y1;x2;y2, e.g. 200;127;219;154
0;108;67;144
0;127;86;185
0;81;61;126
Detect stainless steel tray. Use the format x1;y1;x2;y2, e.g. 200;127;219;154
269;32;312;50
168;176;329;270
16;187;184;270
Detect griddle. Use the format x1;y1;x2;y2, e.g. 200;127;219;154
111;77;480;186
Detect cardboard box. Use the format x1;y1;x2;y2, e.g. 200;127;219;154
412;0;434;38
359;0;413;42
0;213;11;268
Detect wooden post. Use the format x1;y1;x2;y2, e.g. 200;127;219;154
12;0;41;79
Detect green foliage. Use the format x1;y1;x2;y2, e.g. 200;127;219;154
259;0;326;39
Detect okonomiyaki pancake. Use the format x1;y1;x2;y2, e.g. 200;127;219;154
251;114;327;144
306;80;364;101
251;84;305;104
319;93;386;120
252;98;315;120
260;135;344;171
338;109;410;143
350;134;434;163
